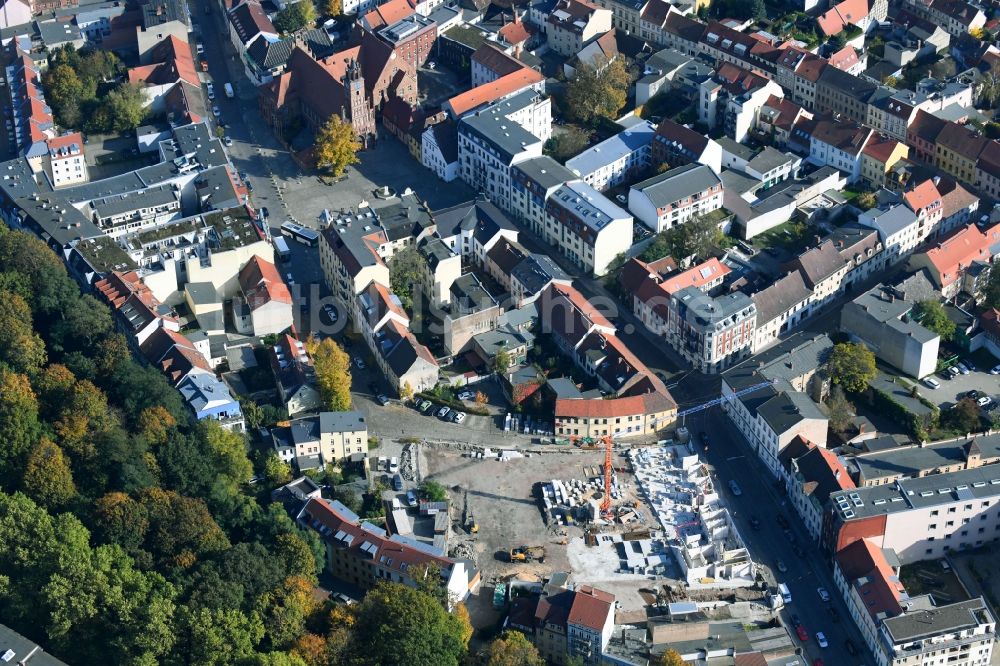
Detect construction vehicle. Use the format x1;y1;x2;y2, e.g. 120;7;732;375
467;513;478;533
508;545;545;563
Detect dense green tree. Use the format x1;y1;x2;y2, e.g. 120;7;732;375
175;606;265;666
388;245;426;311
273;532;320;582
544;126;590;161
483;631;544;666
944;398;982;433
22;438;77;510
913;300;956;341
421;479;448;502
0;370;41;481
255;576;320;650
138;487;230;567
306;336;353;411
0;290;47;374
104;83;148;132
241;653;309;666
826;385;855;435
329;485;362;513
564;57;631;124
201;421;254;489
91;491;150;552
313;115;360;177
640;214;726;262
826;342;877;393
346;583;470;665
274;0;317;33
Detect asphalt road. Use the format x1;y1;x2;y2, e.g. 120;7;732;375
689;407;875;666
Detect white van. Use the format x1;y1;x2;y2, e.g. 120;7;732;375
389;457;399;473
779;583;792;604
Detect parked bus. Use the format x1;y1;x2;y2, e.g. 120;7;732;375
280;221;319;247
272;236;291;261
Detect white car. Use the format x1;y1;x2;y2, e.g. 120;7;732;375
453;411;467;424
223;135;233;147
728;480;742;496
956;362;970;375
817;587;831;602
206;82;215;99
815;631;828;648
196;42;205;54
978;396;993;407
991;364;1000;375
457;391;474;401
923;377;941;389
353;356;365;369
212;105;221;118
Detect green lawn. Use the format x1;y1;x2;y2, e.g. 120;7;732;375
751;220;813;252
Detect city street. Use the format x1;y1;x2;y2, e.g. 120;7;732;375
689;407;874;666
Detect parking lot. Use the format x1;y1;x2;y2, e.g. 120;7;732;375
277;139;477;231
915;361;1000;409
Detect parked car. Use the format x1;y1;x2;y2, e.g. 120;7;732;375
844;639;859;655
812;660;824;666
728;480;742;496
391;473;403;491
453;411;466;424
817;587;831;602
376;394;390;406
965;360;978;371
956;362;970;375
968;390;982;400
923;377;940;389
948;366;961;377
406;490;417;507
815;632;828;648
206;82;215;99
223;135;233;147
436;406;450;419
389;457;399;473
353;356;365;369
200;58;209;72
196;42;204;54
457;391;474;401
796;625;809;642
991;364;1000;375
212;105;220;117
776;559;787;573
416;399;431;412
978;396;993;407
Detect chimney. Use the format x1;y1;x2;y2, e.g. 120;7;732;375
835;469;841;479
838;239;844;248
932;175;940;186
858;422;866;434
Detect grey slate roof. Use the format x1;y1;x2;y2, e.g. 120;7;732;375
247;37;294;69
0;623;69;665
722;332;833;392
853;432;1000;483
861;204;918;239
459;90;545;162
752;271;813;325
631;163;721;207
92;184;178;219
319;410;367;433
758;390;825;434
513;155;576;191
884;598;992;643
565;118;656;178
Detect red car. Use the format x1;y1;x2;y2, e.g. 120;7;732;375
796;624;809;642
813;660;824;666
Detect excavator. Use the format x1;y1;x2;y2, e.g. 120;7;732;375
507;545;546;563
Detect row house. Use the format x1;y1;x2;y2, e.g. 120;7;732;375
565;117;656;192
542;180;633;276
774;47;827;111
270;411;368;470
546;0;613;57
813;66;878;125
627;163;723;233
782;438;856;542
697;63;782;143
859;204;922;266
907;221;1000;299
651;117;723;173
786;239;851;315
649;9;704;55
977;140;1000;199
751;271;814;352
793;115;873;184
510;156;578;238
825;223;885;290
457;91;548;213
935;121;988;185
860;136;909;189
699;21;780;78
902;0;986;38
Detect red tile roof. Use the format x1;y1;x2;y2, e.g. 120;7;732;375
446;66;544;117
828;45;859;71
817;0;869;36
567;585;614;631
46;132;84;159
362;0;415;30
835;539;906;620
499;18;532;45
862;135;905;164
658;258;730;295
239;255;292;308
921;222;1000;289
555;390;676;420
903;178;941;214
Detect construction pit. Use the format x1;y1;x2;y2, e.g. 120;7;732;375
422;439;765;618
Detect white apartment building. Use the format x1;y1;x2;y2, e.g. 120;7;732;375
565;117;656;192
627;163;723;233
542;179;633;276
858;204;921;266
510;156;577;237
457;91;548;212
44;133;88;188
546;0;613;57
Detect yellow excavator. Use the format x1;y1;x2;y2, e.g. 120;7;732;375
508;545;545;563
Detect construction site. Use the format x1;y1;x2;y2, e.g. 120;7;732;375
421;432;764;615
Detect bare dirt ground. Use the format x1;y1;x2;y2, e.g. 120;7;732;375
422;444;664;622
